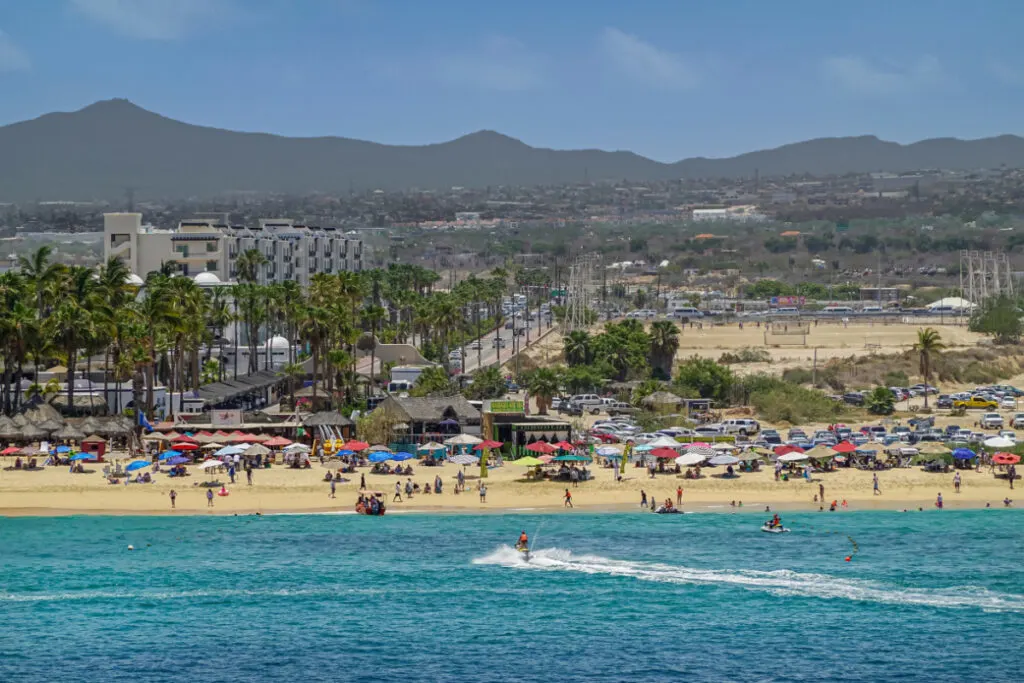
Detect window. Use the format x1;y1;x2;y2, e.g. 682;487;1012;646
206;261;218;272
174;245;188;257
206;241;218;252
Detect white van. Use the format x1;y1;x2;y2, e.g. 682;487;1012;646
669;306;703;319
570;394;603;412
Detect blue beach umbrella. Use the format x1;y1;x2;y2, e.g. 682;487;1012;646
166;456;190;466
125;460;150;472
368;451;392;463
391;451;416;461
952;447;976;460
336;450;355;456
159;450;182;461
55;445;72;453
69;453;91;461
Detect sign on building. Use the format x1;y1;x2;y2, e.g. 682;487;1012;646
484;400;525;415
211;409;243;428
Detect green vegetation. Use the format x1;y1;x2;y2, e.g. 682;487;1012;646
718;347;771;365
865;386;896;415
969;295;1022;344
673;356;735;403
912;327;945;408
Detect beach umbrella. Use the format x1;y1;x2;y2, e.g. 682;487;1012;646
367;444;392;453
538;454;554;464
173;435;198;444
675;452;707;466
125;460;149;472
774;444;804;456
984;436;1015;449
158;450;182;461
336;450;354;456
343;440;370;451
917;442;951;455
198;460;223;470
451;453;478;466
832;441;857;453
473;439;503;450
368;451;392;463
647;436;682;449
711;443;737;451
804;445;837;460
444;433;482;446
69;452;91;461
597;446;622;457
283;443;311;452
526;441;556;454
165;455;190;466
686;445;716;458
244;444;271;457
173;442;199;451
245;433;270;443
262;436;293;448
55;445;73;453
737;451;765;461
514;456;544;466
708;454;741;466
215;445;245;456
418;441;447;453
201;442;224;450
552;453;592;462
553;440;575;451
391;451;416;461
0;446;20;455
993;453;1021;465
650;447;680;459
633;444;654;453
952;447;976;460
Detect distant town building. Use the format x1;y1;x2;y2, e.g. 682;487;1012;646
691;206;768;223
104;213;362;285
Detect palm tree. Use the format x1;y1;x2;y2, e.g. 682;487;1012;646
563;330;591;366
913;327;945;409
299;303;330;405
18;245;62;319
362;304;387;382
648;321;680;379
526;367;560;415
235;248;267;284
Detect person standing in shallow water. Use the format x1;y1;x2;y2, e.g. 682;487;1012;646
640;490;647;508
169;489;177;509
206;488;214;507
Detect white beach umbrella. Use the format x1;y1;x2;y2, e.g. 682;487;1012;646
444;433;482;446
646;436;682;449
418;441;448;453
711;443;737;451
984;436;1015;449
284;443;311;452
198;459;223;470
685;445;716;458
777;452;809;463
675;452;707;466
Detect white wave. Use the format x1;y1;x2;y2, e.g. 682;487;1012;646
473;546;1024;613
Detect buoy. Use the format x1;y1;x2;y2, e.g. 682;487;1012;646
844;556;851;562
127;545;134;551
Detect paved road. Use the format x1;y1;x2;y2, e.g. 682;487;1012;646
356;314;552;378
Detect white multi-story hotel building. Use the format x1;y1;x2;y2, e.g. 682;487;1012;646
104;213;363;285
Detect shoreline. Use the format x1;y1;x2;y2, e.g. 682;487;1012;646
0;497;1014;518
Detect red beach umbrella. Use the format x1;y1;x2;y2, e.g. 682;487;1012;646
832;441;856;453
554;441;575;451
173;442;199;451
992;452;1021;465
263;436;292;447
774;445;804;456
526;442;556;454
473;440;503;450
650;447;680;459
344;440;370;452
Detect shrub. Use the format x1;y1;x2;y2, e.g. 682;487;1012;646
782;368;814;385
883;370;910;387
750;384;845;424
718;347;772;365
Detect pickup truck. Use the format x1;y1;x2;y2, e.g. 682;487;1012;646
953;397;999;410
980;412;1005;429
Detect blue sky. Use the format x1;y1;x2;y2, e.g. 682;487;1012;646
1;0;1024;161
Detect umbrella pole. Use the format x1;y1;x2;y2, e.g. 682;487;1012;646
480;447;488;479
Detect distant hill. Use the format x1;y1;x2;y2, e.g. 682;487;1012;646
2;99;1024;201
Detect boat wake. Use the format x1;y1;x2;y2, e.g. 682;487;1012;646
473;546;1024;613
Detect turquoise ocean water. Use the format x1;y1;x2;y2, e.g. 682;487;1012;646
1;509;1022;682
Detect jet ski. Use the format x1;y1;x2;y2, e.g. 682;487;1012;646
515;542;531;562
761;523;790;533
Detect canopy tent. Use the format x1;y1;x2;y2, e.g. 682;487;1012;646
774;445;804;456
831;441;857;453
172;435;199;444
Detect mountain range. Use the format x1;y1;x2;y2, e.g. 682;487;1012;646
2;99;1024;201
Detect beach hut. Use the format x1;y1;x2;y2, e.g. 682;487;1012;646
80;434;107;459
51;424;86;442
0;415;20;440
17;423;47;442
78;417;104;436
37;418;65;435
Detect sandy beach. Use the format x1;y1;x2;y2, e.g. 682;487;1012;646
0;456;1015;516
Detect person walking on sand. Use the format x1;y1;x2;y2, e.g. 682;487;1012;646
246;467;253;486
1009;464;1017;490
393;481;403;502
676;486;683;506
564;488;573;508
640;490;647;508
359;473;366;490
819;482;825;502
873;473;881;495
330;478;336;499
206;488;214;508
954;471;961;493
479;482;487;503
169;489;177;509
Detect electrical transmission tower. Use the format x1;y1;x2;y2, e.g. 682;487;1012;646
961;250;1014;306
565;254;601;332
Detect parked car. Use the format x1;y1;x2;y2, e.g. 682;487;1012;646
980;412;1005;429
557;401;584;417
760;429;782;445
787;428;807;441
1012;413;1024;429
936;395;953;409
722;418;760;436
569;394;603;413
657;427;695;438
999;430;1017;442
1001;397;1018;410
953;397;999;410
606;401;637;417
694;424;725;437
842;392;865;406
